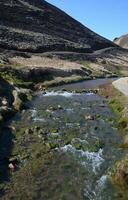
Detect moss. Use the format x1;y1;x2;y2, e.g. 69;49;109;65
41;76;91;87
111;156;128;199
99;84;128;135
108;97;128;134
0;63;20;68
0;71;33;89
13;97;24;111
26;93;33;101
109;98;124;115
99;84;128;198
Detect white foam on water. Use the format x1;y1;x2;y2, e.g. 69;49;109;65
39;90;95;98
58;144;104;173
31;109;45;122
85;92;94;96
71;138;88;145
46;109;52;112
81;148;104;173
96;175;107;188
66;108;74;112
42;91;74;97
83;175;108;200
33;117;45;122
58;144;73;152
81;107;90;110
66;123;80;127
50;132;59;136
31;108;37;117
88;175;108;200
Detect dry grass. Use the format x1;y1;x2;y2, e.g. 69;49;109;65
9;56;83;70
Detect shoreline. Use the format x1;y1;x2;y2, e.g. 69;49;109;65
98;82;128;198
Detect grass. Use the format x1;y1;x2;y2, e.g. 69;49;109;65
41;75;91;87
81;61;114;78
99;83;128;198
0;63;20;68
108;92;128;134
81;60;124;78
0;71;34;88
99;84;128;134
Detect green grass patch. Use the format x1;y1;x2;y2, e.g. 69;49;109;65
42;76;91;87
0;71;33;88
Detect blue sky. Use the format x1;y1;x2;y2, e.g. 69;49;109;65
46;0;128;41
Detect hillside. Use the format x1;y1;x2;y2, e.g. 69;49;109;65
0;0;117;53
114;34;128;49
0;0;128;81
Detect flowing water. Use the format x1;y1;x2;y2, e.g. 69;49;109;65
9;78;124;199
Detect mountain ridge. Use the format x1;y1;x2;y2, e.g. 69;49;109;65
114;34;128;49
0;0;117;53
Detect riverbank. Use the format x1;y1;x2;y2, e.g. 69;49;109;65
98;82;128;199
0;74;33;188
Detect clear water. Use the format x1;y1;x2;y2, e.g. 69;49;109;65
9;79;124;200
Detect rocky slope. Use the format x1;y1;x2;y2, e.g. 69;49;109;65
0;0;128;81
114;34;128;49
0;0;117;53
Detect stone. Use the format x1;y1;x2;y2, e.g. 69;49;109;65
57;105;63;110
2;97;8;106
9;156;18;163
49;106;57;111
12;90;23;111
85;115;95;120
25;128;33;134
8;163;15;171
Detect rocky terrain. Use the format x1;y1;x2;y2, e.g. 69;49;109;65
114;34;128;49
0;0;117;53
0;0;128;199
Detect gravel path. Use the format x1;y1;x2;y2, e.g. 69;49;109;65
112;77;128;96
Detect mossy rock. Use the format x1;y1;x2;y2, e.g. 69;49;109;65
12;90;25;110
71;139;82;150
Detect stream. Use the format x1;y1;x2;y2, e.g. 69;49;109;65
4;78;125;199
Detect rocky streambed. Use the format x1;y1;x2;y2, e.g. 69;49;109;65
1;78;126;200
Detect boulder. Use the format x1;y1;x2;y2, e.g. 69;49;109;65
8;163;15;172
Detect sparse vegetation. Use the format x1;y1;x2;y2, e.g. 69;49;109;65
99;83;128;198
40;76;91;87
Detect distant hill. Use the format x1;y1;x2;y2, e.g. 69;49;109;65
0;0;117;53
114;34;128;49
